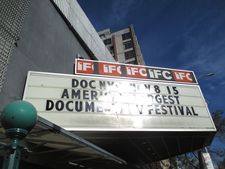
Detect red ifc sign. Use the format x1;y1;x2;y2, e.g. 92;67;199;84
98;62;121;76
172;71;193;83
75;59;197;84
126;65;147;79
76;60;94;74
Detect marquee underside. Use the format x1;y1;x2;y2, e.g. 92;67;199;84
75;130;216;165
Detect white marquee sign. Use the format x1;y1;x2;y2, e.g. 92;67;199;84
23;71;216;131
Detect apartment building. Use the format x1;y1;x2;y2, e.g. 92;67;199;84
98;25;145;65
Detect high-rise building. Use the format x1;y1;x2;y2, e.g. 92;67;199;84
98;25;145;65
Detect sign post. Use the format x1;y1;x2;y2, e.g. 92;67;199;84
1;101;37;169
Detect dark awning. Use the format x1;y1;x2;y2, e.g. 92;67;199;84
0;116;127;169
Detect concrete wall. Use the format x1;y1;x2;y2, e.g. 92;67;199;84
53;0;114;62
114;35;125;63
0;0;91;110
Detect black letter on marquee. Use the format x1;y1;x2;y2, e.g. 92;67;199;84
136;105;143;114
61;89;69;99
80;80;88;88
46;100;54;111
186;107;192;116
144;84;151;91
85;102;95;112
55;100;64;111
178;106;184;115
66;101;73;111
99;81;106;90
75;101;82;112
91;91;98;100
71;89;81;99
72;79;79;87
161;105;167;115
192;107;198;116
89;80;96;89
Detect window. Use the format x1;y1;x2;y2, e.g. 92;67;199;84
109;46;114;53
103;38;111;45
123;41;133;50
126;60;137;65
99;34;105;38
122;32;131;40
125;50;135;60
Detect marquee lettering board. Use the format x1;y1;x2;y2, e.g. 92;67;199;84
23;71;216;132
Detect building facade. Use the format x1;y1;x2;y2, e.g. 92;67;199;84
0;1;216;169
0;0;114;110
0;0;121;169
98;26;145;65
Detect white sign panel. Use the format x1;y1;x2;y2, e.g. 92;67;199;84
23;71;216;131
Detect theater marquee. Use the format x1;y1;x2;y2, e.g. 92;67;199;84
23;71;216;131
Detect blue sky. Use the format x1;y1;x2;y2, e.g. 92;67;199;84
78;0;225;113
